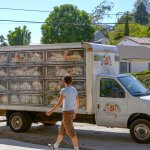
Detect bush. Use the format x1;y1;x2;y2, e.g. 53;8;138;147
132;71;150;89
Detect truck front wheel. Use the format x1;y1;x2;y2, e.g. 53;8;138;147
130;119;150;143
9;112;32;132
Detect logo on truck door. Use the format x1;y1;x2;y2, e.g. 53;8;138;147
103;102;121;117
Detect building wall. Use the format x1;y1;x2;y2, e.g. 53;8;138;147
131;61;149;73
120;60;149;73
141;45;150;48
118;39;150;72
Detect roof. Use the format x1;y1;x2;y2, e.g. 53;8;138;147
125;37;150;45
0;42;83;52
97;73;130;78
94;38;109;44
94;30;105;41
83;42;118;53
118;45;150;61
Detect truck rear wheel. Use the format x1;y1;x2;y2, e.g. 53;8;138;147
9;112;32;132
130;119;150;143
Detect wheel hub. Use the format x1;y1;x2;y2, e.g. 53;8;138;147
11;116;22;130
134;124;150;140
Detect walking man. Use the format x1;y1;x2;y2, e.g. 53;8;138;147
46;76;79;150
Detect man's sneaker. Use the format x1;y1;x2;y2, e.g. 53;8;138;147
48;144;58;150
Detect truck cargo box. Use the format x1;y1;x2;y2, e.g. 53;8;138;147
0;43;87;114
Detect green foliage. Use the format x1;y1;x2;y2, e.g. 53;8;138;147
108;0;150;44
41;4;95;44
117;1;148;25
134;0;149;11
7;25;31;46
0;35;7;46
135;2;148;25
91;0;114;23
132;71;150;89
108;24;124;45
108;23;150;45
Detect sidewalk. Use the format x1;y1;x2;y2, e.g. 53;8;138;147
0;139;71;150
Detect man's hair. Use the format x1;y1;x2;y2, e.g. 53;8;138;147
63;76;72;85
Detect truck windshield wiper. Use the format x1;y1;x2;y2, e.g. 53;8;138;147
134;92;147;96
134;91;150;96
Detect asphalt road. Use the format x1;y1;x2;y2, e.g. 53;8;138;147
0;139;71;150
0;117;149;150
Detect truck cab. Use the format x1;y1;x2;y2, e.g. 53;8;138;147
83;42;150;143
96;73;150;127
95;73;150;143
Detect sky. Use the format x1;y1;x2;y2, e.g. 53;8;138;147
0;0;137;44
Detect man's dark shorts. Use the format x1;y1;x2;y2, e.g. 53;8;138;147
58;111;76;138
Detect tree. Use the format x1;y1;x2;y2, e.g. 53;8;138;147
108;23;150;45
134;0;149;11
124;12;129;36
7;25;31;46
134;2;149;25
0;35;7;46
41;4;95;43
91;0;114;23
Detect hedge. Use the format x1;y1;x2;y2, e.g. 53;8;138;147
132;71;150;89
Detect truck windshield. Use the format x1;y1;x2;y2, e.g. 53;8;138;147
118;75;150;97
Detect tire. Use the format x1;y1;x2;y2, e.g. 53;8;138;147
130;119;150;143
24;112;32;131
9;112;32;132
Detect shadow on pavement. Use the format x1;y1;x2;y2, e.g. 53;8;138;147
0;139;48;150
0;122;149;150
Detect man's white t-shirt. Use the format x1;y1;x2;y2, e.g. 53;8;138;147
60;86;78;111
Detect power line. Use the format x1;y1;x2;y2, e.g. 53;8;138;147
0;7;124;16
0;19;136;25
0;7;50;13
0;19;44;24
1;7;150;18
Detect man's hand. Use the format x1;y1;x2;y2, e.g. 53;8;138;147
46;94;64;117
46;110;53;116
73;96;79;120
73;112;76;120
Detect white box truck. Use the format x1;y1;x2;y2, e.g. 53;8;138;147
0;42;150;143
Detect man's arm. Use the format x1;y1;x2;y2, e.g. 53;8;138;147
46;94;64;116
73;96;79;119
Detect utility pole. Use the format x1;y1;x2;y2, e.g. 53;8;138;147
124;12;129;36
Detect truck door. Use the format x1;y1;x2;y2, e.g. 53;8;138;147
96;77;127;127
